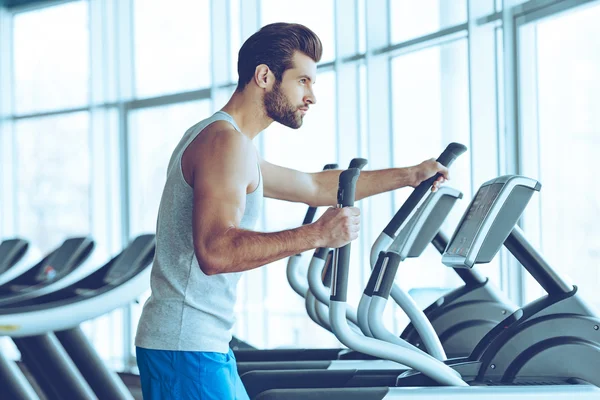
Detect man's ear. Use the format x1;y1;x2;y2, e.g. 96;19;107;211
254;64;274;89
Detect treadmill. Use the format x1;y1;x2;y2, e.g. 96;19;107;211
0;234;155;400
0;239;31;287
0;237;96;400
0;238;44;400
0;237;97;306
250;174;600;399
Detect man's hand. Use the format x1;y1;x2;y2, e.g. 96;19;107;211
312;207;361;248
411;158;450;192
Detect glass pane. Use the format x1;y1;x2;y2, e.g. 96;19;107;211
358;0;367;53
133;0;211;98
128;100;212;237
15;112;91;254
253;70;338;348
519;4;600;307
81;309;126;370
260;0;336;63
13;1;89;114
230;0;241;84
391;39;473;291
390;0;467;43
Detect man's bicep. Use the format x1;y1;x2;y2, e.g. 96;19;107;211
260;160;316;204
191;170;247;271
192;162;247;238
190;134;251;258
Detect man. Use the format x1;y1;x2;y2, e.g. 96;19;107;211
135;22;448;400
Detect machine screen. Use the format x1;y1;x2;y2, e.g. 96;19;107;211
447;183;503;257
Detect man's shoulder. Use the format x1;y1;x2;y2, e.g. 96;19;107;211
185;120;250;160
200;121;250;151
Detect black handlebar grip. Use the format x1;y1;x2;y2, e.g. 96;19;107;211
436;142;467;167
314;246;330;260
432;232;449;255
349;158;368;170
331;168;361;302
302;163;339;225
383;143;467;237
321;250;334;288
302;208;318;226
363;251;386;296
372;252;401;299
337;168;361;207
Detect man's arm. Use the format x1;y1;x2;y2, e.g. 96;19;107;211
261;158;449;207
191;130;360;275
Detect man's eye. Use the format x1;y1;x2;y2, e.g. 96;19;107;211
300;79;307;84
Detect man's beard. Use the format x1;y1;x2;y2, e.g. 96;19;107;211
264;81;304;129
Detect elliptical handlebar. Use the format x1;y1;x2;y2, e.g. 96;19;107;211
383;143;467;237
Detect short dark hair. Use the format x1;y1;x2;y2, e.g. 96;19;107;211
236;23;323;91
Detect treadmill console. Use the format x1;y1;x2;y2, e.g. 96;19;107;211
103;234;155;285
34;238;94;283
0;239;28;274
442;176;541;269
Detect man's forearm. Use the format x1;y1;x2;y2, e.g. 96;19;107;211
355;168;416;200
312;167;416;206
198;224;321;275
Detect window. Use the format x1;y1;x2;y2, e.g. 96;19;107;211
82;309;127;370
519;3;600;307
358;0;367;53
261;0;336;63
391;39;475;292
15;112;91;254
390;0;467;43
133;0;211;98
13;1;89;115
230;0;241;83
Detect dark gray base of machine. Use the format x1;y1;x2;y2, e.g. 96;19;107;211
237;360;333;375
472;287;600;387
401;279;516;359
14;361;144;400
240;358;474;398
241;368;407;399
255;387;390;400
241;290;600;397
230;336;259;350
234;347;378;363
0;352;41;400
55;327;133;400
13;333;97;400
234;348;342;362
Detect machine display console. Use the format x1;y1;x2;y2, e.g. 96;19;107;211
446;183;503;257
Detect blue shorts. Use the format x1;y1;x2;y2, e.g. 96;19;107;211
136;347;250;400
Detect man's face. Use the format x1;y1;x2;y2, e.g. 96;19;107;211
264;52;317;129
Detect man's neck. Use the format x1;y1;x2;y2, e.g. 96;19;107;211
221;90;273;140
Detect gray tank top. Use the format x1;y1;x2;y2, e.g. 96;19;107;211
135;111;263;353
